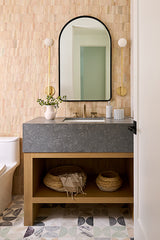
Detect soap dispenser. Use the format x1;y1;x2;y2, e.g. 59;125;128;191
106;101;112;119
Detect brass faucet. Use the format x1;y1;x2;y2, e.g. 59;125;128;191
73;112;79;118
83;104;87;118
91;112;97;118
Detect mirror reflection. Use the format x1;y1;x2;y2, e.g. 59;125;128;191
59;16;112;101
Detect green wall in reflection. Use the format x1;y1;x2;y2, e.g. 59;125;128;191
80;46;106;100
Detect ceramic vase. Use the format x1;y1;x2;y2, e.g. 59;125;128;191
44;105;57;120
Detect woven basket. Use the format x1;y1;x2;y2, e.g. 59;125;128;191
96;170;122;192
43;165;87;192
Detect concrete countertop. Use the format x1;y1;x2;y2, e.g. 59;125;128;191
23;117;133;153
24;117;133;125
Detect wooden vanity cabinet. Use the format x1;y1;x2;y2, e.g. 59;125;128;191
24;152;133;226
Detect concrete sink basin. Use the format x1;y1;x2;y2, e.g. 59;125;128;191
63;117;105;123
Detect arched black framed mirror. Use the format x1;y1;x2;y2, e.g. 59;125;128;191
59;16;112;101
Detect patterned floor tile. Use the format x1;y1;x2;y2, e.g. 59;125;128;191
0;196;134;240
0;226;27;240
95;238;111;240
59;238;77;240
111;225;128;239
111;238;130;240
93;226;111;238
109;216;126;227
58;225;77;238
125;215;134;228
94;216;109;227
78;225;93;237
40;238;58;240
0;196;24;228
127;227;134;238
78;216;93;226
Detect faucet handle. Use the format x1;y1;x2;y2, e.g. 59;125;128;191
73;112;79;118
91;112;97;118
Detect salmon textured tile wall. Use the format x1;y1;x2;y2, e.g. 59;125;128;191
0;0;130;194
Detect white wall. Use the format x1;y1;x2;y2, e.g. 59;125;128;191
132;0;160;239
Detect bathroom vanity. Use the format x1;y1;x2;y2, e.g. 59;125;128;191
23;117;133;226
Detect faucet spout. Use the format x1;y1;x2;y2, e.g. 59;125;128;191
83;104;87;118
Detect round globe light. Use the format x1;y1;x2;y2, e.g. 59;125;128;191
44;38;54;47
118;38;127;47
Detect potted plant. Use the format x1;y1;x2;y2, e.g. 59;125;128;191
37;95;63;120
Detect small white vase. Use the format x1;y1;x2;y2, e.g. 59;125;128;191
44;105;57;120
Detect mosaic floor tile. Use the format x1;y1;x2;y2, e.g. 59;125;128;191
77;224;93;238
111;239;130;240
58;225;77;238
125;216;134;228
0;226;27;240
111;225;128;239
78;216;93;226
24;226;35;238
59;238;77;240
0;196;134;240
94;216;109;227
127;227;134;238
93;226;111;238
40;238;58;240
109;216;126;226
94;238;111;240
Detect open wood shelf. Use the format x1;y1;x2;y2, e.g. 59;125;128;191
24;152;133;225
33;179;133;204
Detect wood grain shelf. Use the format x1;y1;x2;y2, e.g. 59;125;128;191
24;152;133;225
27;152;134;159
33;180;133;204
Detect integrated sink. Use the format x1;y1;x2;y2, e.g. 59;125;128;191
63;117;105;123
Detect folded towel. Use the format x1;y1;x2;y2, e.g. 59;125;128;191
59;173;85;198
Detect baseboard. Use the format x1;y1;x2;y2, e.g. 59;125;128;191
135;218;147;240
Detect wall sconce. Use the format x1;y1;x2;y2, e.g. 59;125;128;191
44;38;55;96
117;38;127;97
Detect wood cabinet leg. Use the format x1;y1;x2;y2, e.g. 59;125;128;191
24;202;34;226
24;153;34;226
